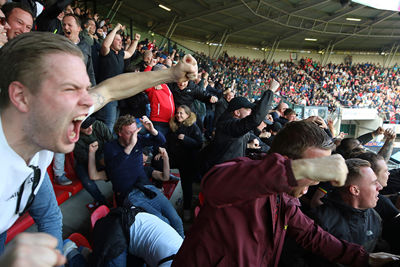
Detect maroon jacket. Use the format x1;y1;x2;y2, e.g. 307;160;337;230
172;153;368;267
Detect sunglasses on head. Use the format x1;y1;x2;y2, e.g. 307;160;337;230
0;17;7;26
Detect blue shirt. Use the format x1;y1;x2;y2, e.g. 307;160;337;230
104;133;166;196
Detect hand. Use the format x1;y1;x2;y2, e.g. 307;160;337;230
369;252;400;267
268;79;280;92
115;23;122;31
373;126;385;137
89;141;99;153
140;116;157;135
259;131;271;138
0;233;66;267
384;128;396;141
210;96;218;103
178;134;185;140
97;28;103;35
172;54;198;82
149;58;158;68
127;127;141;150
134;33;141;41
291;154;348;187
305;116;327;129
121;25;126;31
257;121;267;131
154;147;168;161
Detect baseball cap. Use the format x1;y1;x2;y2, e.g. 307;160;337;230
227;97;255;112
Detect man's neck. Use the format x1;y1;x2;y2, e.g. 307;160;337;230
1;110;39;164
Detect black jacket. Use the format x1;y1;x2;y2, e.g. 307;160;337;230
201;90;273;172
168;81;213;108
166;112;203;168
313;191;382;253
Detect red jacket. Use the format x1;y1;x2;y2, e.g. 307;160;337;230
172;153;368;267
144;66;175;123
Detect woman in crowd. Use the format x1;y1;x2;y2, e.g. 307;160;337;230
166;105;203;221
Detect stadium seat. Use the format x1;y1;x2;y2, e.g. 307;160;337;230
48;153;83;195
68;232;92;249
5;213;34;244
90;205;110;229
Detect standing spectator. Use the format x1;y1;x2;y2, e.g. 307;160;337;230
1;2;33;40
95;24;140;132
166;105;202;221
0;7;10;47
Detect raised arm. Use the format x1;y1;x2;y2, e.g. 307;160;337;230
88;141;107;181
378;128;396;162
100;23;122;56
89;54;198;111
123;33;140;59
152;147;171;181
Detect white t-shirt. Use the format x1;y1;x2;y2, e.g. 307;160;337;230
130;213;183;267
0;117;53;234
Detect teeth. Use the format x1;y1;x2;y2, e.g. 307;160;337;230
70;131;76;139
73;116;86;122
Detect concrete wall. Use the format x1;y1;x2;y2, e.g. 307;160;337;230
172;37;400;66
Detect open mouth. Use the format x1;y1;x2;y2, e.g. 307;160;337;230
68;115;86;143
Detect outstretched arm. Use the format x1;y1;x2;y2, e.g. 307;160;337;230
89;54;198;111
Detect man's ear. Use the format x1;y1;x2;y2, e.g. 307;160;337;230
349;185;359;196
233;109;240;117
8;81;30;113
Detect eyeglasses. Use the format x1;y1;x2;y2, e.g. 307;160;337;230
15;166;41;216
0;17;7;26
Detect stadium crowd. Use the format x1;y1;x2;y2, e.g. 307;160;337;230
1;0;400;266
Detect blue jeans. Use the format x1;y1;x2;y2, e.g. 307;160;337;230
0;174;63;261
128;185;184;237
101;101;119;134
29;173;64;253
0;231;6;255
53;153;66;177
75;163;107;205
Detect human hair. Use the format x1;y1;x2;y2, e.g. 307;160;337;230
336;138;363;158
349;151;384;175
176;105;191;116
283;108;296;116
63;13;81;28
343;158;371;187
82;17;95;28
113;114;136;134
0;32;83;108
2;2;34;20
269;121;335;159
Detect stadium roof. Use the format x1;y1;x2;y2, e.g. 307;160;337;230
95;0;400;52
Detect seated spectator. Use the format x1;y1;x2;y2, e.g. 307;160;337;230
90;139;184;237
103;115;183;236
166;105;202;221
74;116;111;206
